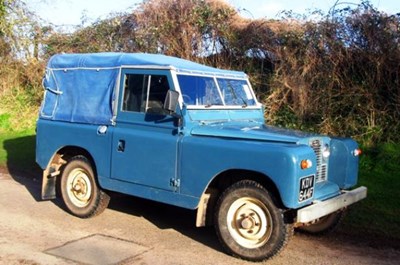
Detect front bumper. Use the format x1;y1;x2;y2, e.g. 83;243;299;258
296;186;367;223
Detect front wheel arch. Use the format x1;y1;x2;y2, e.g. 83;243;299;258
208;170;283;206
196;170;285;227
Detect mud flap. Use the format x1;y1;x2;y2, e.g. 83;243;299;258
41;170;57;200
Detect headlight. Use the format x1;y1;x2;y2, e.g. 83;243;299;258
322;144;330;159
353;148;362;156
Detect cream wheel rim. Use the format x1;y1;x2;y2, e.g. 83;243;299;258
66;168;92;208
226;197;273;248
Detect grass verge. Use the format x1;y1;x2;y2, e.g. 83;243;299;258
0;129;38;173
0;87;41;173
340;143;400;246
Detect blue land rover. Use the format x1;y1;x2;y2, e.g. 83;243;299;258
36;53;367;261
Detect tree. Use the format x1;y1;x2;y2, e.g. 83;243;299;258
0;0;45;60
120;0;236;61
0;0;14;59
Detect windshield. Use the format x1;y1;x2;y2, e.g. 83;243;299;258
177;75;256;107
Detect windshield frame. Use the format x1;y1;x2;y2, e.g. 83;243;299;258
174;71;261;110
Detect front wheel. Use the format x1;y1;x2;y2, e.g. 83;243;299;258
214;180;293;261
60;155;110;218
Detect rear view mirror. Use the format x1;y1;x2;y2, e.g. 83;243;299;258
163;90;180;113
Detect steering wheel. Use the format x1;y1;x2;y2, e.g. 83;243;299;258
182;94;192;104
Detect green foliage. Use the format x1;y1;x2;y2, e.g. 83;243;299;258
0;84;42;132
264;2;400;144
343;143;400;240
269;105;299;129
0;56;43;132
0;113;11;130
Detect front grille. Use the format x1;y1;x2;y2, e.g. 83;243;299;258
310;139;328;183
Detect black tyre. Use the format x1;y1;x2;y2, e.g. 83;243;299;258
298;211;345;234
60;155;110;218
214;180;293;261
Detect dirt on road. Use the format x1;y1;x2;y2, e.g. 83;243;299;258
0;168;399;265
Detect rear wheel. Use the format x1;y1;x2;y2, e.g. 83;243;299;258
60;155;110;218
214;180;292;261
298;211;345;234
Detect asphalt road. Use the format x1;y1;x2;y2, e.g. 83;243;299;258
0;170;399;265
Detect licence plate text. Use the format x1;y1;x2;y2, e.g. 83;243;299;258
299;175;314;202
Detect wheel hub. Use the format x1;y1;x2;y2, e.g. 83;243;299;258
240;214;258;230
227;197;273;248
67;168;92;207
72;179;86;194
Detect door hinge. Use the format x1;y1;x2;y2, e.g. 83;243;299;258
170;178;180;188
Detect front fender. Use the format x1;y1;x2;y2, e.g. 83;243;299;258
179;135;317;209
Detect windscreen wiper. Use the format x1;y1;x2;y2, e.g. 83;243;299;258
227;81;247;108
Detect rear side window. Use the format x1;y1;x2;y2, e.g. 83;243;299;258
122;74;170;114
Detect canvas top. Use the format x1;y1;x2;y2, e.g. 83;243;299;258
40;53;247;125
47;52;247;78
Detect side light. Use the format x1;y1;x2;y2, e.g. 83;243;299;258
353;148;362;156
300;159;313;170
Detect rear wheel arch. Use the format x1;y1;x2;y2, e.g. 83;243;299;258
57;146;96;169
41;146;98;199
48;146;97;175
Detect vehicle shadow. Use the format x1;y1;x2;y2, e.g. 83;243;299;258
3;135;43;202
107;193;223;253
2;135;223;254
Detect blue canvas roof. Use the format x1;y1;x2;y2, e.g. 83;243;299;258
40;53;247;125
47;52;247;77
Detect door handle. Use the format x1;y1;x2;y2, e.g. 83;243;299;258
117;140;125;152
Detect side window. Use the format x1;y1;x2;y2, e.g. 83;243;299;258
122;74;170;114
123;74;148;112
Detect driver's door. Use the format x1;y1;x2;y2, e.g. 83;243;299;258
111;69;180;191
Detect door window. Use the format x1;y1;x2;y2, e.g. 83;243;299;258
122;74;170;114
